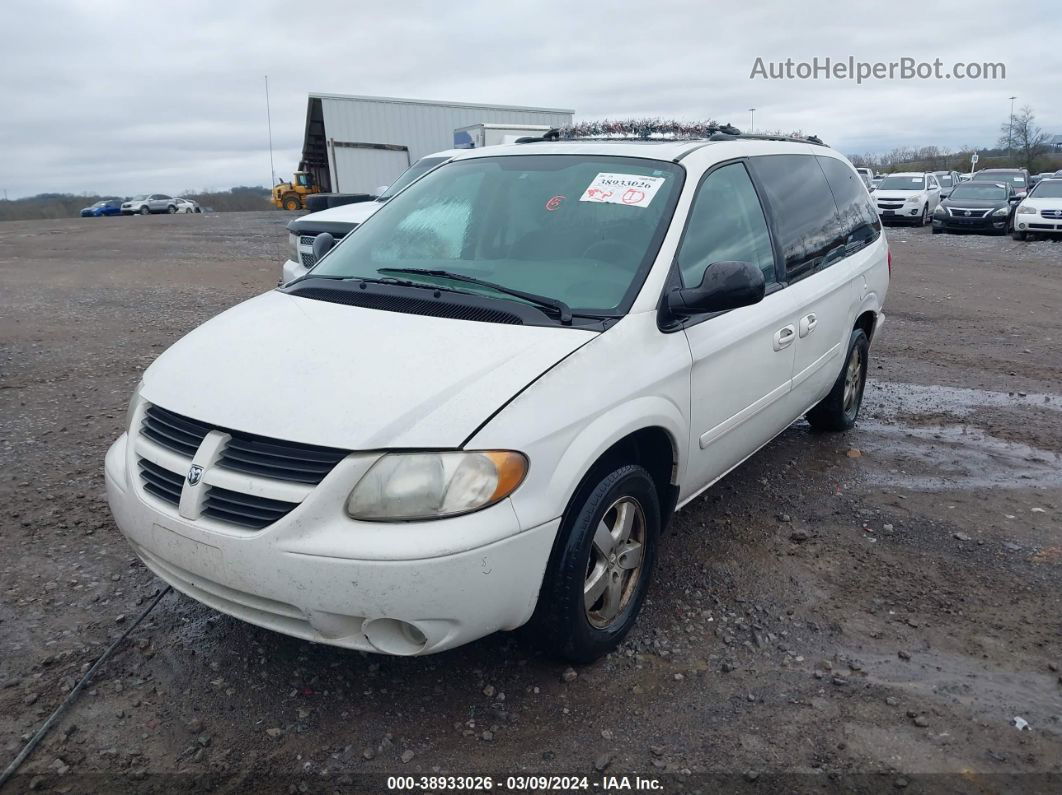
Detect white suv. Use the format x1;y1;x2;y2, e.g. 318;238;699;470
874;172;941;225
105;135;888;662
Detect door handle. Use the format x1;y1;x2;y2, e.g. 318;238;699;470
773;324;796;351
798;313;817;338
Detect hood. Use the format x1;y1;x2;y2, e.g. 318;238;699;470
141;290;596;450
290;200;383;230
941;197;1007;210
875;190;923;200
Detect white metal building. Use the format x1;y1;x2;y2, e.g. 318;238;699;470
300;93;574;194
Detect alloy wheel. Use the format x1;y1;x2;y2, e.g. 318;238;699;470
584;496;646;628
843;344;864;417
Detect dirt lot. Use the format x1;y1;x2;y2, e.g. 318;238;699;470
2;212;1061;793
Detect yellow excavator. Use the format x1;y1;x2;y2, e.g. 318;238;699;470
272;172;321;211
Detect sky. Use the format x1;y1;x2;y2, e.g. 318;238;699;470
1;0;1059;198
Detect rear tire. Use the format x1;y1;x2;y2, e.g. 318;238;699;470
530;464;659;663
806;328;869;432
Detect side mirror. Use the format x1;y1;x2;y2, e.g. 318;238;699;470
667;261;765;316
312;232;335;261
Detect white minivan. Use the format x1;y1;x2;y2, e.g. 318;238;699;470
105;135;888;662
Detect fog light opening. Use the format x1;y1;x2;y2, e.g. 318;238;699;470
362;617;429;655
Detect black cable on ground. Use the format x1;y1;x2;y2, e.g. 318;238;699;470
0;585;173;788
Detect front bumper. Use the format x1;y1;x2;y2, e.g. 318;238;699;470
1014;215;1062;234
105;433;558;655
280;257;308;285
932;213;1007;232
877;204;922;221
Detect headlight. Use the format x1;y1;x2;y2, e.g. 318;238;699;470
346;451;528;521
1016;204;1034;214
992;207;1010;216
289;232;299;260
126;379;144;431
933;206;946;216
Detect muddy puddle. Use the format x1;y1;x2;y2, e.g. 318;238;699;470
857;381;1062;491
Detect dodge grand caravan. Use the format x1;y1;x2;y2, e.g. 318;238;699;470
105;134;888;662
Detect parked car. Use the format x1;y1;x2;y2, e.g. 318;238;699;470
1012;178;1062;240
874;172;942;225
930;170;962;199
121;194;180;215
282;150;461;284
870;175;885;190
931;181;1016;235
855;167;874;188
971;168;1031;199
175;198;202;214
80;199;122;217
105;136;889;661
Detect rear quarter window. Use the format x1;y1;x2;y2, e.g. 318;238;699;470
816;156;881;253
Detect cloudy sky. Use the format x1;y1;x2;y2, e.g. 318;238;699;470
3;0;1059;198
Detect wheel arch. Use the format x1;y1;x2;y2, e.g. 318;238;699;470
547;402;685;529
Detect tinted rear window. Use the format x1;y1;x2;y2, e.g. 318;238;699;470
817;156;881;253
748;154;844;283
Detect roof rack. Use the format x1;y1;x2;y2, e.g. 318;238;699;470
515;124;826;147
707;131;826;146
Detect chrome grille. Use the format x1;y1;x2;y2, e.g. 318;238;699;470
947;207;990;218
136;403;349;530
202;486;299;530
138;458;183;506
299;235;316;245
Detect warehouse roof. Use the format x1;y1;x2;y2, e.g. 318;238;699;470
307;91;575;115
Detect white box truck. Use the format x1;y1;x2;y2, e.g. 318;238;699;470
453;123;554;149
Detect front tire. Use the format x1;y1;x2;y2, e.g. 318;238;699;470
282;194;302;211
806;328;869;432
139;206;149;215
1012;229;1027;241
932;226;943;234
167;205;177;214
918;204;929;226
531;464;659;663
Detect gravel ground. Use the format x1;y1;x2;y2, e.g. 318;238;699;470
1;212;1061;793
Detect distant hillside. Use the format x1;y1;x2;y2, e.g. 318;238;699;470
0;186;272;222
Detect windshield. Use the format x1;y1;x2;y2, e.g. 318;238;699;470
879;176;925;190
933;173;954;187
1030;180;1062;199
949;184;1007;201
973;171;1026;186
378;157;449;200
309;155;683;315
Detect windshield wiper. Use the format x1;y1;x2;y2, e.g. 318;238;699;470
378;268;573;325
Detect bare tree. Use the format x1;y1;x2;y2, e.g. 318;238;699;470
998;105;1049;171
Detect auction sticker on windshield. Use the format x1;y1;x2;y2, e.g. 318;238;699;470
579;173;666;208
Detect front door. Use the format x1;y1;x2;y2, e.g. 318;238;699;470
680;161;800;500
